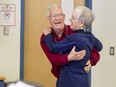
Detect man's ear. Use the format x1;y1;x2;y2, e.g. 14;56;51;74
46;16;50;20
63;14;65;20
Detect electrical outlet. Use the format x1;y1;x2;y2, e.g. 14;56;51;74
110;47;115;55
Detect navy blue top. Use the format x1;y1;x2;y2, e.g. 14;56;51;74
43;29;103;87
44;29;102;54
43;29;103;69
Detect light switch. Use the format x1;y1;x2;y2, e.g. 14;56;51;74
4;26;9;35
110;47;115;55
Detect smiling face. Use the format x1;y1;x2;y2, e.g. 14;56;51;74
70;11;84;31
47;7;65;33
70;6;95;31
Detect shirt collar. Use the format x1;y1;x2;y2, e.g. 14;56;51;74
74;29;85;33
51;25;67;37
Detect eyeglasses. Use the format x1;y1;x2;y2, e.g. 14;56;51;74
49;13;64;18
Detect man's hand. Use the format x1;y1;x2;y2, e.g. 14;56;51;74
84;60;91;73
68;46;86;61
43;27;51;35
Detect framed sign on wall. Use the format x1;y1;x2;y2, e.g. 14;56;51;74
0;4;16;26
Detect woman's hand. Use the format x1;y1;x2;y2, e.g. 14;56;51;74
43;27;51;35
84;60;91;73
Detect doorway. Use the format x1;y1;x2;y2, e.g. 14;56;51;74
23;0;85;87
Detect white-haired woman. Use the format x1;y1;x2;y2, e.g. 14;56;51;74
43;6;103;87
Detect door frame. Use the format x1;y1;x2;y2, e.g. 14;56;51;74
85;0;92;86
20;0;25;80
20;0;92;83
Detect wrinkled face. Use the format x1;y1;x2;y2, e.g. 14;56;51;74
70;11;83;31
48;7;65;32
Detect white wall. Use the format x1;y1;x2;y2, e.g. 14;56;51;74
61;0;74;25
92;0;116;87
0;0;20;81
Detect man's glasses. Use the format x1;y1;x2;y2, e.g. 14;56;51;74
49;13;64;18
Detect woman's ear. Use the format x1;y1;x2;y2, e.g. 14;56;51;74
79;22;84;28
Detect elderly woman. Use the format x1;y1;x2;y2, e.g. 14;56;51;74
43;6;103;87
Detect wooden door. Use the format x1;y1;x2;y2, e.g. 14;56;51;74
24;0;85;87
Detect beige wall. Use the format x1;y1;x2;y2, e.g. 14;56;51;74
92;0;116;87
74;0;85;7
0;0;21;81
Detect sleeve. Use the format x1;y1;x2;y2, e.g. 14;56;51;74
93;35;103;52
43;34;56;52
43;34;74;54
90;48;100;66
89;34;103;66
40;34;70;66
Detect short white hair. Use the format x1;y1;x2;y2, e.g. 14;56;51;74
46;4;62;17
74;6;95;28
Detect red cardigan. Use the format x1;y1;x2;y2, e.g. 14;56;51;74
40;25;100;78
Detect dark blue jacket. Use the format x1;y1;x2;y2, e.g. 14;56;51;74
43;29;103;87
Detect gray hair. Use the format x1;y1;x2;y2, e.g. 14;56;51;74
46;4;62;17
74;6;95;29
